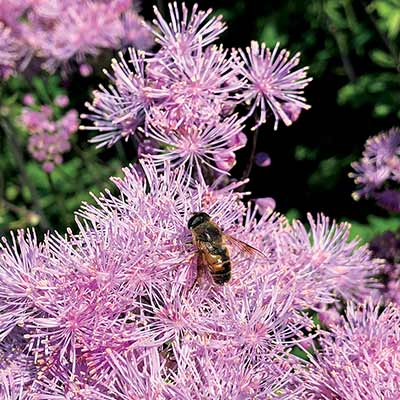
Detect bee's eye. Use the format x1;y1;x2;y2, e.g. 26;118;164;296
187;212;210;229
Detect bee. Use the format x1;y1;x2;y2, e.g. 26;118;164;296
187;212;265;286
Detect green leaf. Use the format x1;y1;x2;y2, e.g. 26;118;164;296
370;49;396;68
32;77;52;104
286;208;300;222
348;214;400;242
371;0;400;39
294;145;318;161
373;103;392;117
259;24;288;48
308;156;352;190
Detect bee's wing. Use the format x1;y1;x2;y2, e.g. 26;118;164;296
223;233;266;259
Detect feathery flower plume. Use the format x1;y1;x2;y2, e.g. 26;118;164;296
148;2;226;54
83;3;311;184
369;230;400;306
145;114;244;181
350;127;400;211
238;41;312;130
20;100;79;173
0;0;152;74
0;158;379;396
0;329;35;399
81;48;148;148
282;213;381;304
0;230;48;341
0;22;22;79
304;300;400;399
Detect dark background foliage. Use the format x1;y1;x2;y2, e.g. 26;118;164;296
1;0;399;239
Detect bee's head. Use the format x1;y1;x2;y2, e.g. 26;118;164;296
187;212;211;229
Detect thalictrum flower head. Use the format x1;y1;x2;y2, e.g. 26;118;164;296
81;48;149;148
145;44;242;133
0;22;22;79
281;213;381;305
0;230;49;341
304;300;400;399
1;158;379;396
350;127;400;207
21;101;78;173
82;3;311;185
145;114;245;182
0;330;35;400
0;0;152;74
147;2;226;55
238;41;312;130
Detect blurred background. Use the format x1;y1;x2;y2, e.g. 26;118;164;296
1;0;399;240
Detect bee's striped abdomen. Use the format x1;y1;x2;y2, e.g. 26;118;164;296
209;246;231;285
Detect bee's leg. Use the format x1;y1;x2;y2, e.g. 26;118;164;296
187;252;204;291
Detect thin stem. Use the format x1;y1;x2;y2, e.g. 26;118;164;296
238;127;259;192
361;0;399;70
0;197;36;219
46;173;64;220
1;118;51;231
116;140;129;165
330;28;356;81
72;142;103;184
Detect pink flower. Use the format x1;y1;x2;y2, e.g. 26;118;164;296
20;97;78;172
0;159;382;397
255;197;276;214
0;0;152;73
350;127;400;203
0;22;23;79
238;41;312;130
22;93;35;106
81;48;148;148
282;213;381;304
79;63;93;77
304;300;400;399
54;94;69;108
145;115;244;181
147;2;226;55
255;151;271;167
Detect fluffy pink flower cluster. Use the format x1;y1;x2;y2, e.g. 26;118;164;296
0;0;152;75
350;127;400;212
304;301;400;399
20;100;79;173
0;159;381;398
82;3;311;182
0;22;23;79
369;230;400;306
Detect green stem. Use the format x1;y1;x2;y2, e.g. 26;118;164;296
238;127;259;192
361;0;399;71
116;141;129;166
46;173;64;221
72;142;104;185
